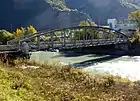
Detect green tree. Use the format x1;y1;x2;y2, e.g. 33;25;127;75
74;21;99;40
0;30;14;44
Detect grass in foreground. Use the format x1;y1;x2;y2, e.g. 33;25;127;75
0;60;140;101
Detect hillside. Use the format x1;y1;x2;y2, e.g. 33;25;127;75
66;0;139;25
0;0;92;30
120;0;140;9
0;0;139;30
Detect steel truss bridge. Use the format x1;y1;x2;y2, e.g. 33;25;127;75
0;26;129;52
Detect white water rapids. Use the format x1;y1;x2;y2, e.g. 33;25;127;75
84;56;140;81
30;52;140;81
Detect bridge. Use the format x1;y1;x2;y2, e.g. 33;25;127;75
0;26;129;54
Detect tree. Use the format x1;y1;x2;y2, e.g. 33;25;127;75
130;30;140;43
27;25;37;34
129;11;140;43
14;25;37;38
79;21;91;26
128;10;140;30
14;28;23;38
0;30;14;44
75;20;99;39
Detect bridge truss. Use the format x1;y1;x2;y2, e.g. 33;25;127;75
7;26;129;51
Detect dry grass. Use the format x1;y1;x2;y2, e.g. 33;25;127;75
0;60;140;101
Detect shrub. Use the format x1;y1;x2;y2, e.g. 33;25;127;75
0;30;14;44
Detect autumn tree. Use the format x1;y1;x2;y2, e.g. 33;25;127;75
129;11;140;43
14;25;37;38
128;10;140;30
79;21;91;26
27;25;37;35
14;28;24;38
27;25;37;41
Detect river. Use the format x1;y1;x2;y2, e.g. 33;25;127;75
30;51;140;81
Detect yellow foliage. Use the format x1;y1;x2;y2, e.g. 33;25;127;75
15;29;23;38
130;31;140;43
14;25;37;38
128;10;140;28
21;27;26;34
129;10;140;20
27;25;37;34
79;21;91;26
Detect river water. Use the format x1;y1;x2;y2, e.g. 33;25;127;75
30;51;140;81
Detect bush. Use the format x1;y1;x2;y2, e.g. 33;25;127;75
0;30;14;44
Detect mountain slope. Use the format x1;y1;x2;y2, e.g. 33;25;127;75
66;0;139;25
120;0;140;9
0;0;92;30
0;0;49;30
0;0;139;30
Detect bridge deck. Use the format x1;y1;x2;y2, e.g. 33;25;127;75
0;38;128;52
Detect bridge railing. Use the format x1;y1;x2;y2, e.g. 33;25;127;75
0;45;20;51
26;38;128;51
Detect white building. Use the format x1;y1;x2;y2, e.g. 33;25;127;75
107;19;117;29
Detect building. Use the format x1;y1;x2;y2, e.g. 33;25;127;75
107;19;117;29
116;19;136;37
107;18;136;37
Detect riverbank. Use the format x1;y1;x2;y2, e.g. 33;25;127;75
1;60;140;101
30;51;140;81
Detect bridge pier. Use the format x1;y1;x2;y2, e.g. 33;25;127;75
37;35;40;51
50;32;54;49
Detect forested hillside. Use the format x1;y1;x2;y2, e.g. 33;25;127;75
0;0;139;30
66;0;139;25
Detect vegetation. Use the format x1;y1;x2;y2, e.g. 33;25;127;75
129;10;140;30
74;21;114;40
130;30;140;43
129;11;140;43
0;60;140;101
14;25;37;39
79;21;91;26
0;30;14;44
48;0;70;11
0;25;37;45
